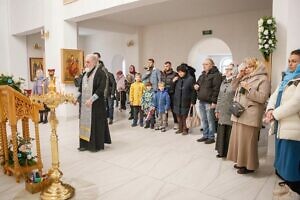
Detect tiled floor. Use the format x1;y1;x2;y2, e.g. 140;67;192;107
0;109;298;200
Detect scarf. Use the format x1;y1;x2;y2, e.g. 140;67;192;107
274;64;300;135
278;64;300;92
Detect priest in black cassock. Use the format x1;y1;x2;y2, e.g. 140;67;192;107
78;54;111;152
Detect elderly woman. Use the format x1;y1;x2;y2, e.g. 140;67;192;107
173;64;197;135
265;49;300;195
215;65;236;158
227;58;270;174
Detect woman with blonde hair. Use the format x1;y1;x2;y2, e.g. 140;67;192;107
227;58;270;174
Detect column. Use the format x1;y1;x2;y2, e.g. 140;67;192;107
43;0;78;119
268;0;300;156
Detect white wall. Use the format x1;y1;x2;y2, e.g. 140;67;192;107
63;0;168;22
26;33;44;59
272;0;300;88
78;30;139;74
9;0;43;35
0;0;9;74
141;9;272;73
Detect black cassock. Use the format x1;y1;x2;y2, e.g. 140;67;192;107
79;67;111;151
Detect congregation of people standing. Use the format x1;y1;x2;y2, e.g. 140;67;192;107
75;51;300;197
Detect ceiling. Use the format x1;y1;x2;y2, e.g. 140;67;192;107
78;0;272;31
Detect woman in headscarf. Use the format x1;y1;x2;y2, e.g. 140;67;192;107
126;65;137;120
227;58;270;174
265;49;300;196
173;64;197;135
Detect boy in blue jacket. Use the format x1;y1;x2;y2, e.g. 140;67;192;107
154;82;170;132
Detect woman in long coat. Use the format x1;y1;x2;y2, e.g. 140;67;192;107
215;65;235;158
227;58;270;174
265;49;300;195
173;64;196;135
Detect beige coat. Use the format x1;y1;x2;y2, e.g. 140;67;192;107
267;77;300;141
231;65;270;128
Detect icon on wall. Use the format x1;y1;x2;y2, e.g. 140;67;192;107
29;57;44;81
61;48;84;84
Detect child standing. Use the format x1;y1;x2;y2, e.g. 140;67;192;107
154;82;170;132
116;70;127;111
141;82;155;129
129;73;145;127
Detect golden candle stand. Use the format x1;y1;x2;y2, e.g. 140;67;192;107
30;69;76;200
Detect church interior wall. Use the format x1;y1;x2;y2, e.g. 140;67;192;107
78;31;139;74
140;9;272;73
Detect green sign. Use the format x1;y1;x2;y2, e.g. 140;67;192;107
202;30;213;35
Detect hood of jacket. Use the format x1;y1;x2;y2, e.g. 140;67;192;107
158;88;168;94
242;64;268;81
187;65;196;73
116;74;125;81
202;66;219;75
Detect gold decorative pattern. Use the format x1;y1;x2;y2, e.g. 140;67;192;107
31;69;76;200
0;86;42;182
15;96;33;120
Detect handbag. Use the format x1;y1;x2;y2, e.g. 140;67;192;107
229;101;245;118
186;105;201;128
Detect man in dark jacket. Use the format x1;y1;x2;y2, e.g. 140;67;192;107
160;61;179;129
194;58;222;144
106;72;116;124
93;52;110;98
74;68;84;118
93;52;116;124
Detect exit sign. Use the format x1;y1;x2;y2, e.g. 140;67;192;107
202;30;213;35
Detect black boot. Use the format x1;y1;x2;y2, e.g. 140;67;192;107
43;112;48;124
39;112;43;123
144;121;150;129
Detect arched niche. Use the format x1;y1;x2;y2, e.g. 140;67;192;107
111;54;126;74
187;38;232;77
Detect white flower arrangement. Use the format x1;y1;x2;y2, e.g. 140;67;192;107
258;17;277;61
8;133;37;166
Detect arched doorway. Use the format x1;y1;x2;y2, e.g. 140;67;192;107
188;38;232;77
111;54;125;74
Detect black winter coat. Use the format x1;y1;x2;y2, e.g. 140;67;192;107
196;66;222;104
160;69;178;94
106;72;116;98
173;74;196;115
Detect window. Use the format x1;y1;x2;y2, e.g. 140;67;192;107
122;59;126;75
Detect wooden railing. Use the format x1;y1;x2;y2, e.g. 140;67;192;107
0;86;43;182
